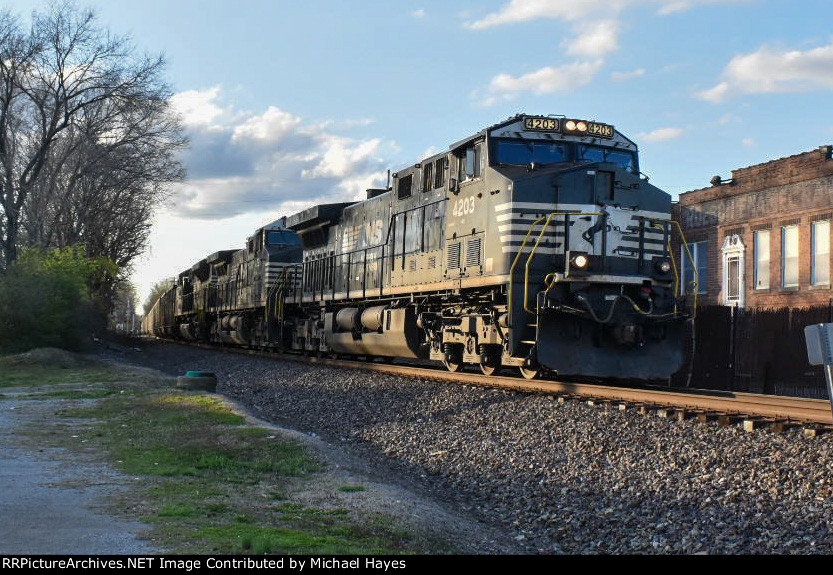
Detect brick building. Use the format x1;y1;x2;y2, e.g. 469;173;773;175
674;145;833;309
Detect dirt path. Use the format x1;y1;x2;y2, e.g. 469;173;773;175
0;392;161;555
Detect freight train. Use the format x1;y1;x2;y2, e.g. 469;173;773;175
143;114;693;380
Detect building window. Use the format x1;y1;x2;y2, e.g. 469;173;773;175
754;229;770;290
727;256;741;302
813;220;830;286
782;225;799;288
721;234;745;307
681;241;708;295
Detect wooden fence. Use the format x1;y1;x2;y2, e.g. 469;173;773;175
671;304;833;398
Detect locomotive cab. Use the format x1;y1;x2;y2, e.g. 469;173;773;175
478;115;689;379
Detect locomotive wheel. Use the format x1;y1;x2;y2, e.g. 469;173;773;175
518;365;540;380
479;363;500;376
443;358;463;372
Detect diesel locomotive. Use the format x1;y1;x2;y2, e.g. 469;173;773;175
144;114;692;381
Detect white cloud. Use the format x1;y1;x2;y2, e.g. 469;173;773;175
419;146;441;162
464;0;749;30
466;1;747;104
170;87;227;127
698;41;833;103
743;138;756;147
637;127;684;142
476;60;604;105
696;81;730;103
169;86;393;219
564;20;619;57
611;67;646;82
411;9;426;18
718;113;734;125
465;0;615;29
231;107;303;144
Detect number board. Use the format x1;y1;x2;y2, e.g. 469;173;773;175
523;117;560;132
586;122;615;139
522;116;615;139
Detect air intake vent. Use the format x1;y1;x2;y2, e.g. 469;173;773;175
447;243;461;269
466;238;482;268
409;259;417;272
428;256;436;269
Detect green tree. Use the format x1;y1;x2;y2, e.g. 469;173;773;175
0;246;116;352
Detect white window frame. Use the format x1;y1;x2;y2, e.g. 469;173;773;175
782;225;799;289
812;220;830;286
721;234;745;307
754;229;770;290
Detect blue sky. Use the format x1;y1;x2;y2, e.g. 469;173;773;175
6;0;833;305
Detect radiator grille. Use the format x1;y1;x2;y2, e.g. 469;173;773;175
447;243;461;269
466;238;482;268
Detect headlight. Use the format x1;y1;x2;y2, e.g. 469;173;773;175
576;121;587;132
571;254;589;269
565;120;576;131
655;258;672;274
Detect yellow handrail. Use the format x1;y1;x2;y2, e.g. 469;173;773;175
509;211;607;317
644;217;699;316
508;212;698;326
507;215;548;320
523;213;558;313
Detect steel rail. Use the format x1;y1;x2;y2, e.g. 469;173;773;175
162;339;833;426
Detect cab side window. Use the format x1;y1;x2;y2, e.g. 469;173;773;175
456;143;482;181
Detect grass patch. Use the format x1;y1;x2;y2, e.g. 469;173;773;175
0;365;112;388
36;389;122;399
339;485;367;493
2;353;429;554
198;524;395;555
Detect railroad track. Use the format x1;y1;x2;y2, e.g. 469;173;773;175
163;339;833;432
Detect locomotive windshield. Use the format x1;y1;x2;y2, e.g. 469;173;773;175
491;138;637;173
267;230;301;246
576;145;637;173
493;139;568;167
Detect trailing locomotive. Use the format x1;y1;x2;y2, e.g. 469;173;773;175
144;114;692;381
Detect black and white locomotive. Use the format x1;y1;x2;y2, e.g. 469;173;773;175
144;114;692;381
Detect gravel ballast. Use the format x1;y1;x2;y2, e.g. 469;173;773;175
111;340;833;554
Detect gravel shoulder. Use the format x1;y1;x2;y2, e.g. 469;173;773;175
103;339;833;554
0;348;514;555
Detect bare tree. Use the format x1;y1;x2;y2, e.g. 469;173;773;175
0;2;186;273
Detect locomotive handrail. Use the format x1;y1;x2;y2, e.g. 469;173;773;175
524;211;606;314
644;217;699;316
296;198;449;301
509;212;697;326
508;211;607;320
